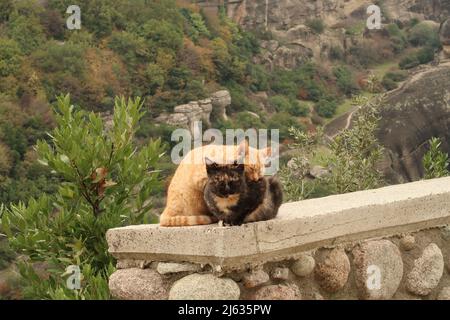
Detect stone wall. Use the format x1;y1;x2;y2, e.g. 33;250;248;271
106;177;450;300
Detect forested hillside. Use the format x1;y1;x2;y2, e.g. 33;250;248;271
0;0;442;206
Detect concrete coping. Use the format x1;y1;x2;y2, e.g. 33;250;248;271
106;177;450;271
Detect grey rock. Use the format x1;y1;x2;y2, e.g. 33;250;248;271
211;90;231;120
440;19;450;46
169;273;240;300
315;248;350;293
406;243;444;296
353;240;403;300
309;165;330;179
242;269;270;288
377;63;450;183
109;268;169;300
400;235;416;251
291;254;316;277
249;284;301;300
156;262;201;275
271;267;290;280
441;225;450;241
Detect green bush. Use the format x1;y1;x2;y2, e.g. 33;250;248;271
423;137;449;179
381;77;398;90
408;22;440;48
333;66;359;96
327;101;384;194
384;71;408;82
269;95;309;117
399;47;435;69
382;71;408;90
416;46;435;64
0;38;23;77
386;24;407;53
306;19;325;34
0;95;164;299
399;54;420;69
234;112;265;129
315;99;338;118
7;15;46;54
267;112;303;140
329;46;344;61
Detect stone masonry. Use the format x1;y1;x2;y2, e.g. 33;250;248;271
107;177;450;300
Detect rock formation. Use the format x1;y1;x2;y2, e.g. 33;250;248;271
155;90;231;134
217;0;450;68
377;62;450;183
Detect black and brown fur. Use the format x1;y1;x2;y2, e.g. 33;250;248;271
203;158;283;226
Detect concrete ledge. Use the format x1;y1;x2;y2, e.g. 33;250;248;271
107;177;450;271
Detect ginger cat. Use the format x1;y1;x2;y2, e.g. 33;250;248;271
159;141;272;227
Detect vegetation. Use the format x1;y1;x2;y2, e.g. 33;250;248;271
306;18;325;34
423;137;450;179
0;95;164;299
281;97;385;200
326;99;384;194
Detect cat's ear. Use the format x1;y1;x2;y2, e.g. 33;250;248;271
205;157;214;166
205;157;218;174
238;139;249;158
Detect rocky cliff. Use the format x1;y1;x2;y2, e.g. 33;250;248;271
222;0;450;68
378;62;450;183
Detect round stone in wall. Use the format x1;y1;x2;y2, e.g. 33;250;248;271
242;269;270;288
271;267;290;280
169;273;240;300
314;248;350;293
406;243;444;296
109;268;169;300
437;287;450;300
400;235;416;251
249;284;301;300
352;240;403;300
291;253;315;277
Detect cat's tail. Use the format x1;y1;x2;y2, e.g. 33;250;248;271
159;214;217;227
268;176;283;210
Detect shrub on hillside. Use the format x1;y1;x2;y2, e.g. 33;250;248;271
423;137;449;179
408;22;441;48
399;54;420;69
306;19;325;34
333;66;359;96
267;112;303;140
269;95;309;117
314;99;338;118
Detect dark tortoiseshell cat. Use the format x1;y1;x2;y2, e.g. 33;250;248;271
203;157;283;226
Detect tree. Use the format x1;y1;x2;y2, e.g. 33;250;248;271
0;38;23;77
333;66;359;96
0;142;12;176
0;95;165;299
423;137;449;179
315;99;338;118
7;15;46;54
326;98;384;194
0;0;13;23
